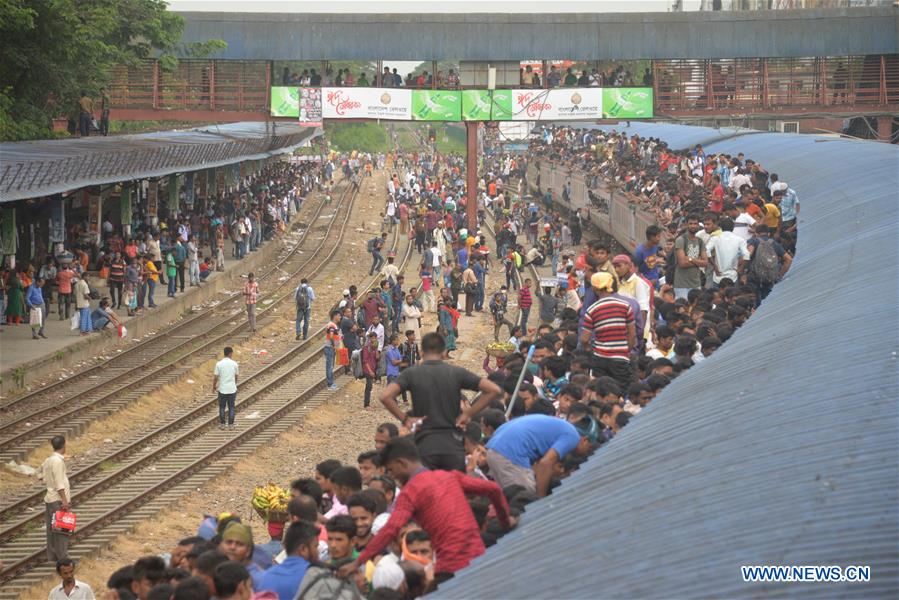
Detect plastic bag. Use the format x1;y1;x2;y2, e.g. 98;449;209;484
117;325;128;338
51;510;77;534
336;347;349;366
70;313;79;330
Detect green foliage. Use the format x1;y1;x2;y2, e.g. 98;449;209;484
326;123;388;153
0;0;226;141
435;124;467;155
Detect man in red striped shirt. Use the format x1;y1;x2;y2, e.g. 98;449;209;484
580;271;636;391
518;278;533;328
338;436;513;583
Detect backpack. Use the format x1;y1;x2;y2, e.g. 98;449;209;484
296;285;309;310
367;237;378;253
297;566;363;600
750;238;780;283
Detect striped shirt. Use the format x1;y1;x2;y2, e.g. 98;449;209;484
518;286;532;309
582;296;634;361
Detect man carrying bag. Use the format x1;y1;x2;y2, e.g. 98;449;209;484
42;435;71;561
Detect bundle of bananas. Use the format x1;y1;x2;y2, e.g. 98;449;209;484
486;341;517;358
251;483;290;521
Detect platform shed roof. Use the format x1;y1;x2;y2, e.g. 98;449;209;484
0;123;319;203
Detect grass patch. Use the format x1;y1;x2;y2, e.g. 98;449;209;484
326;123;388;153
435;124;467;155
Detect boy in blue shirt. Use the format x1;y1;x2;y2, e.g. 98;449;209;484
257;521;319;599
384;333;403;387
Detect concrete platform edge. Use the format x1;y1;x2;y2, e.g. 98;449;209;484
0;233;292;398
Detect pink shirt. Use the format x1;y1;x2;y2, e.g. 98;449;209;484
244;281;259;305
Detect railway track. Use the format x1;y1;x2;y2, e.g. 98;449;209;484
0;182;352;464
0;176;415;595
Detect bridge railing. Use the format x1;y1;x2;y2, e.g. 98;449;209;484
654;55;898;114
109;60;271;114
107;56;898;116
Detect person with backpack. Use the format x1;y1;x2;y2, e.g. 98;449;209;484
368;232;388;276
673;214;708;300
747;223;792;302
295;278;315;341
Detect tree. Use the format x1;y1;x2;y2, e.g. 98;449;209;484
0;0;226;141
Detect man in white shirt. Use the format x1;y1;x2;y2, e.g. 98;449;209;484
49;559;95;600
430;242;444;271
768;173;788;195
729;200;758;242
366;316;385;350
42;435;71;562
730;168;752;192
213;346;239;428
381;255;400;284
706;218;750;286
385;199;397;231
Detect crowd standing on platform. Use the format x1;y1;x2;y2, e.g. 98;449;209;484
38;129;798;599
1;160;326;339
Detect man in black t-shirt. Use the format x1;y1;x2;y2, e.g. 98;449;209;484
379;332;502;472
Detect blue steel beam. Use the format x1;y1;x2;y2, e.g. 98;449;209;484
177;8;899;61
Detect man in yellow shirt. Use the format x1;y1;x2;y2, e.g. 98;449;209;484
42;435;71;561
78;91;93;137
144;255;159;308
762;201;781;235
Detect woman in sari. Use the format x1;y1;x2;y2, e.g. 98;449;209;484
4;272;26;324
437;299;456;354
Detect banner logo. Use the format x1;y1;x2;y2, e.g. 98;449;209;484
326;89;362;116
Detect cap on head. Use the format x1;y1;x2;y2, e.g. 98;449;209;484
222;522;253;546
591;272;615;292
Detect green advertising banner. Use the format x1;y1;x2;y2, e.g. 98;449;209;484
461;90;512;121
120;185;132;226
0;208;16;255
411;90;462;121
271;86;300;117
272;86;654;121
167;175;180;214
602;88;654;119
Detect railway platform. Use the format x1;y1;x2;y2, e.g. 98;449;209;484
0;209;315;398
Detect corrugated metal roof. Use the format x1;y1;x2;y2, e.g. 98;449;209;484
0;123;321;203
436;125;899;598
177;7;899;60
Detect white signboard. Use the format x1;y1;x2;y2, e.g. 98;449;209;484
512;89;603;121
322;87;412;120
